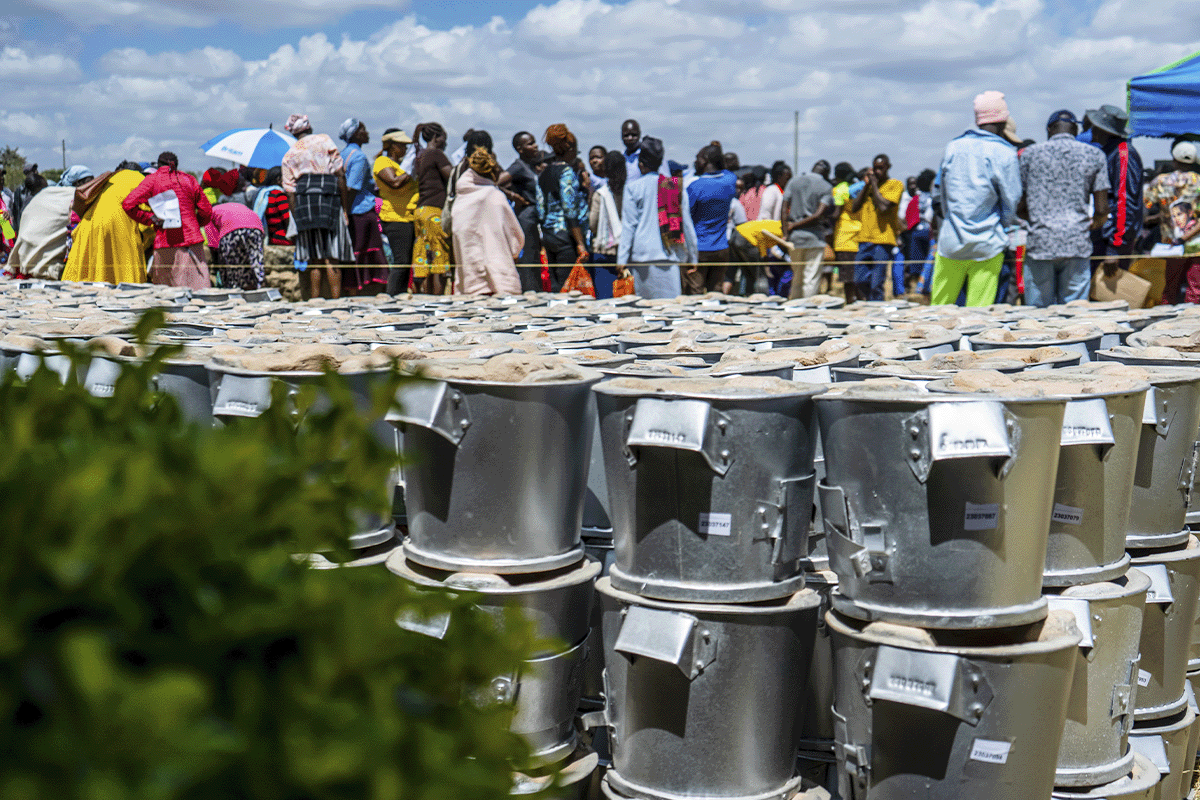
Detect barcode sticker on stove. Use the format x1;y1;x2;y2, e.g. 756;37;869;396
699;513;732;536
969;738;1012;764
1051;503;1084;525
1138;669;1152;687
964;502;1000;531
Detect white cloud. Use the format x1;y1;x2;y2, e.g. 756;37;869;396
23;0;409;29
1;0;1188;179
1091;0;1200;42
0;46;81;81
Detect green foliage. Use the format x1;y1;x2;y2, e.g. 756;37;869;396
0;146;23;190
41;168;64;186
0;332;537;800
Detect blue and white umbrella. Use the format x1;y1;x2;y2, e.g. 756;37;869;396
199;127;297;168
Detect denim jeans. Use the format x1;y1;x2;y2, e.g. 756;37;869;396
1023;256;1091;307
854;242;892;301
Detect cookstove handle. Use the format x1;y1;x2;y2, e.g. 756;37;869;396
1060;397;1115;458
613;604;717;680
388;379;471;445
623;397;733;476
903;401;1016;483
212;373;292;420
83;356;122;398
861;646;993;726
1141;387;1170;437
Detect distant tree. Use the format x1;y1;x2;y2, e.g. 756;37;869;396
1;146;25;191
42;168;63;185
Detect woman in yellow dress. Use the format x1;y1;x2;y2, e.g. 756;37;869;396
62;163;153;283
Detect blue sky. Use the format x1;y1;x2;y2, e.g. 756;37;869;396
3;0;1194;178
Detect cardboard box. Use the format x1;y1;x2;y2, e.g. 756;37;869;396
1091;266;1151;308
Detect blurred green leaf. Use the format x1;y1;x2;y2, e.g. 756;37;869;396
0;312;538;800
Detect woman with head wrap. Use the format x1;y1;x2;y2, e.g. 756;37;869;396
411;122;452;294
536;123;590;292
588;150;627;299
62;162;153;283
120;151;213;289
337;117;388;295
374;127;418;295
4;174;77;279
616;136;698;299
450;147;523;296
280;113;354;299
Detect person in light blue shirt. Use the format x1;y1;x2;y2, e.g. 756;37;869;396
621;119;643;182
618;136;698;299
930;91;1022;306
338;117;388;293
686;143;738;294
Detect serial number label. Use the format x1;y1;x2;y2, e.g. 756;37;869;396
1052;503;1084;525
699;513;732;536
969;738;1012;764
964;502;1000;531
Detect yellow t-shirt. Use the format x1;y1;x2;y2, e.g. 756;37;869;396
831;182;862;253
373;155;418;223
856;178;903;246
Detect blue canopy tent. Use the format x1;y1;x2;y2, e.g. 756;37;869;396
1129;50;1200;138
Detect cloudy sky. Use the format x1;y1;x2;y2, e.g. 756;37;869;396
3;0;1196;181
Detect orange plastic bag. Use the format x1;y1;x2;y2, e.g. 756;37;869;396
612;268;636;297
562;257;596;297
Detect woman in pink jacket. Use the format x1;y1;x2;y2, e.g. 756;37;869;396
121;151;213;288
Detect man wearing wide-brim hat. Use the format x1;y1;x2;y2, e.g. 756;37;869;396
1085;105;1144;283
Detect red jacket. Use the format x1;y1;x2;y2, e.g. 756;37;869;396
122;166;212;249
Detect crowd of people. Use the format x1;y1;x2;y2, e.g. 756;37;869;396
2;91;1199;306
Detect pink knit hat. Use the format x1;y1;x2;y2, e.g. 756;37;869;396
973;91;1009;126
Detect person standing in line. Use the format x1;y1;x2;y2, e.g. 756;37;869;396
850;154;903;301
589;150;626;299
280;113;353;299
206;201;265;290
930;91;1022;306
451;147;523;296
373;128;417;295
906;169;936;295
252;166;290;247
758;160;791;221
1085;106;1145;288
686;142;738;294
1018;109;1109;307
338;118;388;295
1147;141;1200;303
411;122;452;295
782;165;833;299
536;124;589;292
829;163;861;302
63;162;152;284
724;152;740;171
506;131;545;293
587;145;608;193
738;169;766;223
621;119;643;182
121;151;213;289
618;136;697;298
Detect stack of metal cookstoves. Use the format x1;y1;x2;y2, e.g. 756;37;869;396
816;382;1086;800
1086;356;1200;800
385;364;606;795
589;375;826;800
